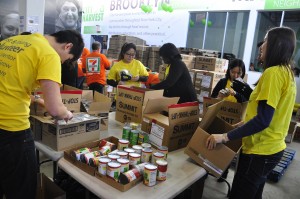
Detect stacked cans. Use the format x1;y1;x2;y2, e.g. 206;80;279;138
122;122;149;145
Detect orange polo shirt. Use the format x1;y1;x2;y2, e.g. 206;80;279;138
77;47;90;77
82;51;111;86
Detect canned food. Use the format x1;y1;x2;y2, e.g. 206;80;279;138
132;145;143;154
143;164;157;187
108;154;120;161
88;157;100;167
107;162;121;181
141;143;151;149
130;130;139;145
128;152;141;168
118;139;129;150
80;151;101;164
116;151;128;159
157;146;168;159
99;145;111;155
99;140;116;151
73;147;91;161
130;122;139;130
133;162;148;175
142;132;150;143
98;157;111;175
117;158;130;173
119;168;141;185
151;152;165;165
122;126;131;140
141;148;153;163
156;159;168;181
124;148;135;154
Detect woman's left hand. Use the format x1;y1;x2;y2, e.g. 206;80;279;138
131;76;139;82
206;134;228;150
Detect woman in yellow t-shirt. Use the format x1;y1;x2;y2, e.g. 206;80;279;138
107;43;148;88
206;27;297;199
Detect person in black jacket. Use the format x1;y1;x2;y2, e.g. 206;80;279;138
211;59;251;103
151;43;197;104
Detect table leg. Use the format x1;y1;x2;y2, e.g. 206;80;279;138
36;148;40;173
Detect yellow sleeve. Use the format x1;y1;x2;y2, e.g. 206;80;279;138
107;62;118;81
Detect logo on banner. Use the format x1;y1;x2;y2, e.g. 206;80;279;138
87;57;101;73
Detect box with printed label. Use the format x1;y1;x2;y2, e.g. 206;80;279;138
30;85;82;116
115;85;163;123
202;97;247;124
194;56;228;72
142;98;200;152
185;101;242;178
32;113;101;151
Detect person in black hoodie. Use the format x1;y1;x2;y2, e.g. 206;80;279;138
151;43;197;103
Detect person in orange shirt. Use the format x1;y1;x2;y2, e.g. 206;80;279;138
144;67;160;88
82;42;111;94
77;47;90;89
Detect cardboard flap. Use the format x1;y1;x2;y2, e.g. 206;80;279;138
168;102;199;124
82;90;93;101
185;127;236;175
199;101;223;129
63;84;81;91
94;92;111;103
143;97;179;114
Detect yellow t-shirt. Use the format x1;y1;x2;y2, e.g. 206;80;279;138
242;66;296;155
107;59;148;87
224;79;237;102
0;33;61;131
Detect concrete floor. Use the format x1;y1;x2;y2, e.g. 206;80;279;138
39;140;300;199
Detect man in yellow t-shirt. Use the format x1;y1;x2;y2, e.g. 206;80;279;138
0;30;84;199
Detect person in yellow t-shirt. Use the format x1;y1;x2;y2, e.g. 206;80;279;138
107;42;148;88
206;26;297;199
0;30;84;199
211;59;250;103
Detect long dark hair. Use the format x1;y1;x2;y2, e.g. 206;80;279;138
118;43;136;61
225;59;245;79
159;43;182;62
263;26;295;76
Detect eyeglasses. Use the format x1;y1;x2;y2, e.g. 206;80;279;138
125;53;136;57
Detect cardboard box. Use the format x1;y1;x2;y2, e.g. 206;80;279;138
202;97;248;124
31;85;82;116
36;173;66;199
30;116;43;140
194;56;228;72
64;136;142;192
81;91;112;116
115;85;163;123
142;98;200;152
285;121;297;143
32;113;101;151
185;101;242;178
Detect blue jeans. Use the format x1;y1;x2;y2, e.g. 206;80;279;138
230;150;284;199
0;128;37;199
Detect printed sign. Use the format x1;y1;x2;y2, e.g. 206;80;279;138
87;57;101;73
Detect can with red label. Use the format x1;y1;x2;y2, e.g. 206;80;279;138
151;152;164;165
99;140;116;151
141;148;153;163
118;139;129;150
117;158;130;173
132;145;143;154
156;159;168;181
116;151;128;159
73;147;91;161
129;152;141;168
80;151;101;164
107;162;121;181
108;154;120;161
143;164;157;187
133;162;148;175
157;146;168;159
119;168;141;185
99;145;112;155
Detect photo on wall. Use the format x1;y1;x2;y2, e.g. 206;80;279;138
44;0;82;34
0;0;19;41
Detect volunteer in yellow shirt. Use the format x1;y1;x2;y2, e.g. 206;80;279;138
206;27;297;199
107;42;148;87
0;30;84;199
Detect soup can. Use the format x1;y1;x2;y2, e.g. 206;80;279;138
118;139;129;150
128;152;141;168
117;158;130;173
81;151;101;164
143;164;157;187
99;145;112;156
122;126;132;140
156;159;168;181
73;147;91;161
141;143;151;149
107;162;121;181
151;152;165;165
130;130;139;145
157;146;168;159
116;151;128;159
141;148;153;163
124;148;135;154
98;157;111;175
99;140;116;151
132;145;143;154
133;162;148;175
119;168;141;185
108;154;120;161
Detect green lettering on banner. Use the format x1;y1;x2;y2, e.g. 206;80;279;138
264;0;300;9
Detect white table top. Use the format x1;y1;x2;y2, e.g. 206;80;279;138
35;140;64;161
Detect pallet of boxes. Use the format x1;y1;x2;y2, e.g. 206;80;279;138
63;96;200;191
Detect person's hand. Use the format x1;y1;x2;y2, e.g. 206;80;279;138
118;81;125;85
217;89;230;98
131;76;139;82
206;134;228;150
64;110;73;123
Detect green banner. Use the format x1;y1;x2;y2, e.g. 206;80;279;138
83;26;101;34
265;0;300;10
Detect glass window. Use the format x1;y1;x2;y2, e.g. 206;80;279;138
186;12;206;48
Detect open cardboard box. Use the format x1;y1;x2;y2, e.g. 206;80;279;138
36;173;66;199
115;85;163;123
185;101;242;178
64;136;143;192
142;97;200;152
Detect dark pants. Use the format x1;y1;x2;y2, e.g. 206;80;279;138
0;129;37;199
230;150;284;199
77;76;86;89
89;82;104;94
